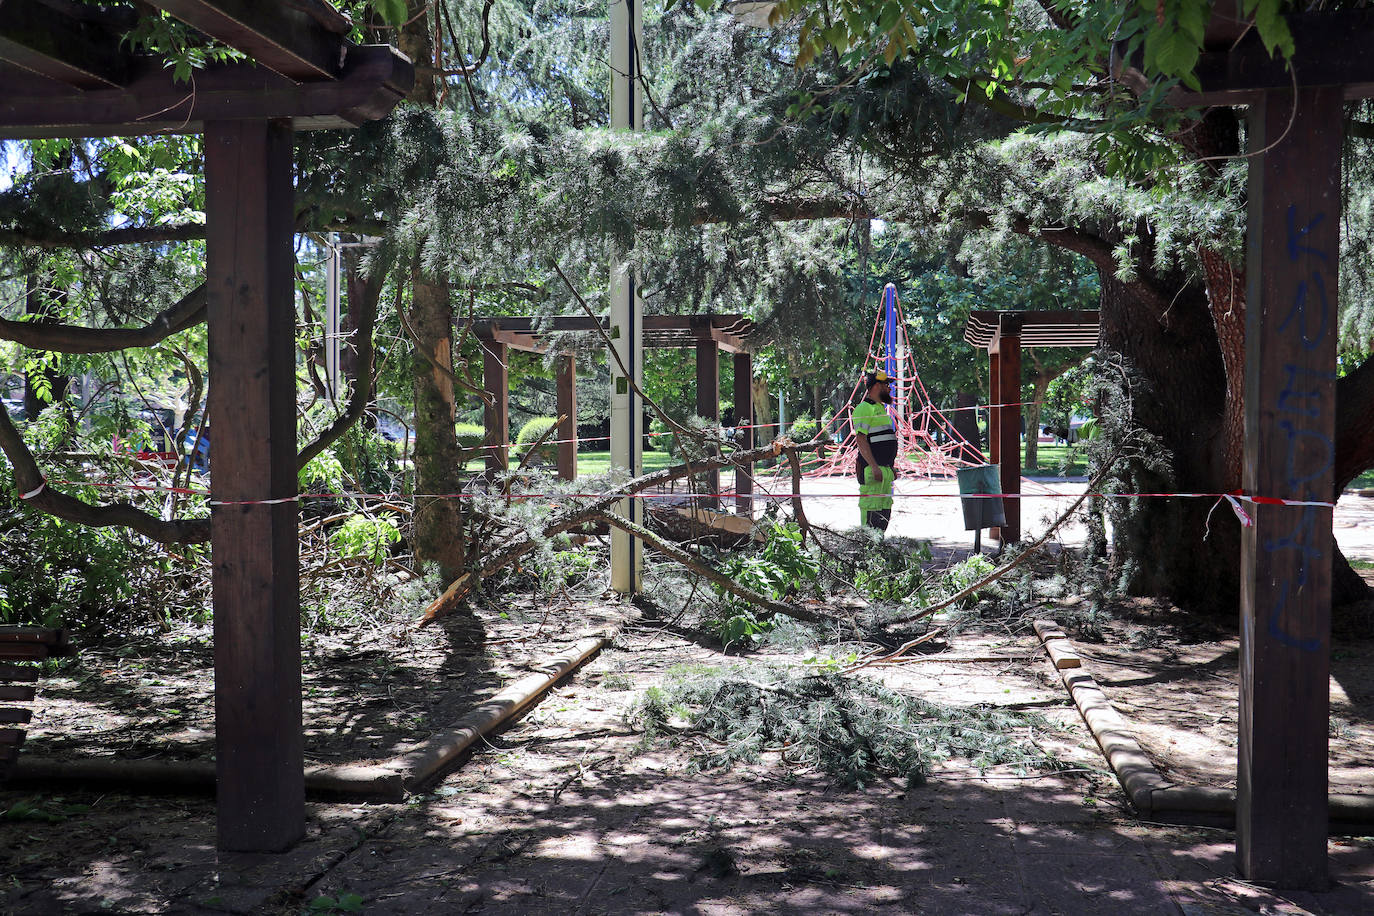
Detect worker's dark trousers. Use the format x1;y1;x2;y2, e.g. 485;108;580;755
863;509;892;532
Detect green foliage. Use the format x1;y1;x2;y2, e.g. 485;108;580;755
329;515;402;565
299;449;346;494
787;414;819;442
940;554;997;600
635;666;1066;788
707;521;820;648
0;463;207;630
852;540;933;605
1;796;90;824
308;892;366;914
514;415;558;464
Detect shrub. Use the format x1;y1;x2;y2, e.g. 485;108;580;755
455;422;486;451
514;416;558;464
788;415;819;443
648;415;675;452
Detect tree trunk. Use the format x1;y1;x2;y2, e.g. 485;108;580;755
396;5;468;587
409;263;467;583
751;374;772;436
1097;267;1239;613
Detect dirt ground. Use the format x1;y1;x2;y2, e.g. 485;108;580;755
3;484;1374;914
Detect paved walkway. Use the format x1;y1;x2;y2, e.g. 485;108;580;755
744;472;1374;560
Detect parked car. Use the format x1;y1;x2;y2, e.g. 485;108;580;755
2;398;25;422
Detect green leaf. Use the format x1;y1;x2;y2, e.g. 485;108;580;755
373;0;408;26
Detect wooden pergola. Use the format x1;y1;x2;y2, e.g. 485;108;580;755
963;309;1100;544
472;315;758;512
0;1;411;852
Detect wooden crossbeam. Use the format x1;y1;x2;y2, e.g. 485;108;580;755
0;45;412;139
0;0;131;89
1155;11;1374;107
145;0;349;82
490;328;546;352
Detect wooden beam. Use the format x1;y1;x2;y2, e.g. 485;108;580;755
733;352;754;514
205;119;303;853
556;355;577;481
1165;11;1374;106
145;0;347;82
483;341;509;472
0;0;131;89
489;328;546;353
696;339;720;510
1236;85;1341;889
709;326;749;354
0;45;412;139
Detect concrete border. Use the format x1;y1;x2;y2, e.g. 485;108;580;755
8;616;631;801
1033;620;1374;829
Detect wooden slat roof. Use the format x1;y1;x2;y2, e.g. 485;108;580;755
0;0;412;138
964;310;1100;350
472;315;757;354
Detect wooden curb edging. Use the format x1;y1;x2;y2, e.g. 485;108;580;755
1033;620;1374;829
9;616;631;802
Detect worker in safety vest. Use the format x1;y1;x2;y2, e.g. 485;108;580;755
852;368;897;531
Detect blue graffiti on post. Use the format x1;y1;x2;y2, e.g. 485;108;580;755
1262;204;1335;651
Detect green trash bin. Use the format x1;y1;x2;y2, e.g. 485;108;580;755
956;464;1006;531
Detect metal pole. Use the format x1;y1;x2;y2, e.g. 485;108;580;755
609;0;644;593
324;234;340;402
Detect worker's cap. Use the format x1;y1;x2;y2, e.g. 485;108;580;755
863;368;891;388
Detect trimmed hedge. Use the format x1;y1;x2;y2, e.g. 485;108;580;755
515;416;559;464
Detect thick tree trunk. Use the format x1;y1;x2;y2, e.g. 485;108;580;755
409;264;467;583
1097;267;1239;613
397;5;469;587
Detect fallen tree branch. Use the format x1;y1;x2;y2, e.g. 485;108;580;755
594;511;832;625
419;435;816;625
879;445;1127;631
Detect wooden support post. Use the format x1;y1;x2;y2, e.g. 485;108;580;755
987;350;1002;469
696;339;720;509
993;316;1022;543
1237;85;1341;888
482;340;508;472
556;354;577;481
734;351;753;514
204;119;303;853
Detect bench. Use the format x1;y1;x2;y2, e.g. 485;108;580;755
0;627;71;781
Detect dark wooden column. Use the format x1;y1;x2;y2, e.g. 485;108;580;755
482;340;509;472
733;351;753;514
1237;85;1342;888
696;339;720;509
987;350;1002;469
989;316;1022;543
205;119;303;853
556;353;577;481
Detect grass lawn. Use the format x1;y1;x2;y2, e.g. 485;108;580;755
571;449;678;477
1023;442;1089;477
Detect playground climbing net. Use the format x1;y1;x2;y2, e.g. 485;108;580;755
794;283;985;480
